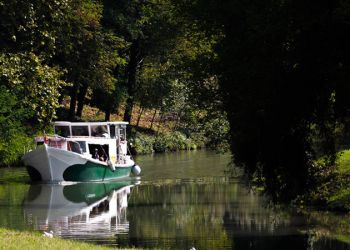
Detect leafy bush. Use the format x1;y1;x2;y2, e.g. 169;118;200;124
131;130;198;154
153;132;194;153
0;53;66;127
0;129;33;167
0;88;35;166
130;132;155;154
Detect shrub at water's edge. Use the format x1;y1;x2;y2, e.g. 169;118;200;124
295;149;350;211
129;130;203;155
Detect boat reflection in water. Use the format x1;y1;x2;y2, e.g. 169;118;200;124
23;181;138;243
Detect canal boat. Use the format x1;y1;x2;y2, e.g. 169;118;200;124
23;121;141;182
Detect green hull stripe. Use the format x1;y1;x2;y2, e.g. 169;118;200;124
63;161;132;182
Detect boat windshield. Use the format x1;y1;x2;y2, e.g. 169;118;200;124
54;126;71;137
71;126;89;136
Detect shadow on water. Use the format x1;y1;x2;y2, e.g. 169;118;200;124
0;150;350;249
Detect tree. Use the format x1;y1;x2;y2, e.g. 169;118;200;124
0;0;70;165
183;0;350;200
54;0;123;120
0;53;66;126
103;0;183;124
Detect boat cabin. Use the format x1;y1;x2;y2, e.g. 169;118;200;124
53;121;127;139
37;121;130;164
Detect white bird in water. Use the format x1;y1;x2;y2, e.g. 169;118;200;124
190;247;196;250
43;230;54;238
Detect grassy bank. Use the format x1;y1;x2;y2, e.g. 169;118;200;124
0;228;140;250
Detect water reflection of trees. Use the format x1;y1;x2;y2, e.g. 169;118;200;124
125;179;306;249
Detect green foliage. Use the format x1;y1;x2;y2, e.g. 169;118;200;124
54;0;126;119
0;0;69;55
0;53;66;126
295;150;350;211
0;130;33;167
337;150;350;174
131;132;155;154
0;0;70;165
325;150;350;211
180;0;350;201
203;114;230;152
0;87;34;166
131;130;198;155
153;131;196;153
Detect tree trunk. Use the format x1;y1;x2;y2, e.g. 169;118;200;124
105;108;111;121
150;109;157;130
76;83;88;118
123;39;142;124
69;84;79;121
124;98;134;124
136;106;144;127
157;112;164;133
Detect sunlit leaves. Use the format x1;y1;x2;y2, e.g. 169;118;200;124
0;0;69;56
0;53;67;126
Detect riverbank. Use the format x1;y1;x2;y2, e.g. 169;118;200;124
0;228;141;250
0;103;229;167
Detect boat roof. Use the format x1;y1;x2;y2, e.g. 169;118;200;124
53;121;129;126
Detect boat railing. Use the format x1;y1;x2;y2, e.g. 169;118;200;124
35;134;66;149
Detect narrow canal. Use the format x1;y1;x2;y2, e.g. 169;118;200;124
0;150;349;249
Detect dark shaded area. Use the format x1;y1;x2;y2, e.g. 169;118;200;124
181;0;350;200
26;166;42;182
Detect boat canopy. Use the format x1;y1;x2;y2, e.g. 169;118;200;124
53;121;128;138
53;121;128;126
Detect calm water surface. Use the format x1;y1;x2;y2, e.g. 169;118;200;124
0;150;350;249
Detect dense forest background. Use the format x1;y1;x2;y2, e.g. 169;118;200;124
1;0;350;201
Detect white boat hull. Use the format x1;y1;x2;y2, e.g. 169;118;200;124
23;144;135;182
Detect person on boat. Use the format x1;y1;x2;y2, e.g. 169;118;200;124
93;148;107;162
93;148;99;159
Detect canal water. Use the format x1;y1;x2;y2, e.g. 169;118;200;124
0;150;350;249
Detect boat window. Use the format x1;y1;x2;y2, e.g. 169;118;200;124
76;141;87;153
71;126;89;136
54;126;70;137
88;144;109;161
68;141;83;154
91;125;108;137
